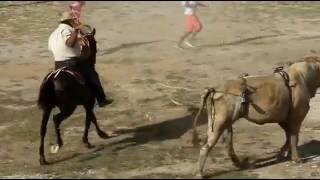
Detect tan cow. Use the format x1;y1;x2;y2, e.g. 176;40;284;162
192;56;320;178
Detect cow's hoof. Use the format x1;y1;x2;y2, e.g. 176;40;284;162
98;131;110;139
195;172;204;179
86;143;95;149
292;158;302;164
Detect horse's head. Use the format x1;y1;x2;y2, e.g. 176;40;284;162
79;25;97;64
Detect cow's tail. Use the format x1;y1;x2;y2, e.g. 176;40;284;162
192;88;216;146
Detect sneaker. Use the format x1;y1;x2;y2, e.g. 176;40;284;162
174;43;184;50
184;41;196;48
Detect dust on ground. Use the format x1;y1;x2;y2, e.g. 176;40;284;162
0;1;320;178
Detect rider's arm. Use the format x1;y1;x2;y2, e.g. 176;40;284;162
65;27;80;47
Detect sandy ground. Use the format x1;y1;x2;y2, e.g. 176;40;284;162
0;1;320;178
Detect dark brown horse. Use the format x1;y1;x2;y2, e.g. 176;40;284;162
37;26;109;165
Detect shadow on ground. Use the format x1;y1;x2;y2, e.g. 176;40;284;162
249;139;320;169
197;34;283;49
101;107;208;152
98;40;162;56
204;140;320;178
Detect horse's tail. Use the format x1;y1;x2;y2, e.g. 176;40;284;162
37;75;55;110
192;87;216;146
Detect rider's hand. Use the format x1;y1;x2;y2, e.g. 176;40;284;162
74;25;81;32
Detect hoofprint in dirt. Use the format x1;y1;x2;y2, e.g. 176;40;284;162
0;1;320;178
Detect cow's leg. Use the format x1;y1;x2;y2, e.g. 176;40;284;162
223;126;244;168
289;103;309;163
222;100;245;168
277;122;290;160
197;111;230;178
290;121;302;163
287;87;310;163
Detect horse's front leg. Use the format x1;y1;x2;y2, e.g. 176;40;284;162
83;111;94;149
51;106;76;154
89;110;109;139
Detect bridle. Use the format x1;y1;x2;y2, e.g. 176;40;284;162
78;24;96;59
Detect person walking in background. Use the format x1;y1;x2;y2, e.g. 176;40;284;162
176;1;208;49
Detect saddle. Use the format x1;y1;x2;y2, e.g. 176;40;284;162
210;73;252;117
45;66;85;85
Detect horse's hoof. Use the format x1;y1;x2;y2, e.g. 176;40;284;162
191;139;201;147
233;157;250;169
98;132;110;139
241;157;251;168
195;173;203;179
292;158;303;164
39;158;49;165
50;145;60;154
86;144;95;149
233;162;244;169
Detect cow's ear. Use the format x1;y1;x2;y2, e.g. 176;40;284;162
93;28;96;36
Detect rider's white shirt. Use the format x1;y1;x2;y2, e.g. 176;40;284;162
48;23;81;61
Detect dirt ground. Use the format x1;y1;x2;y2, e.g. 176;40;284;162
0;1;320;178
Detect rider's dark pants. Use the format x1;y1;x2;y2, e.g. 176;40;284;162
54;58;107;102
78;61;107;102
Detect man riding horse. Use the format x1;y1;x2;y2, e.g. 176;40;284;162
48;11;113;107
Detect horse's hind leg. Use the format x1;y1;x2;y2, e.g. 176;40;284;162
51;106;76;153
39;107;52;165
